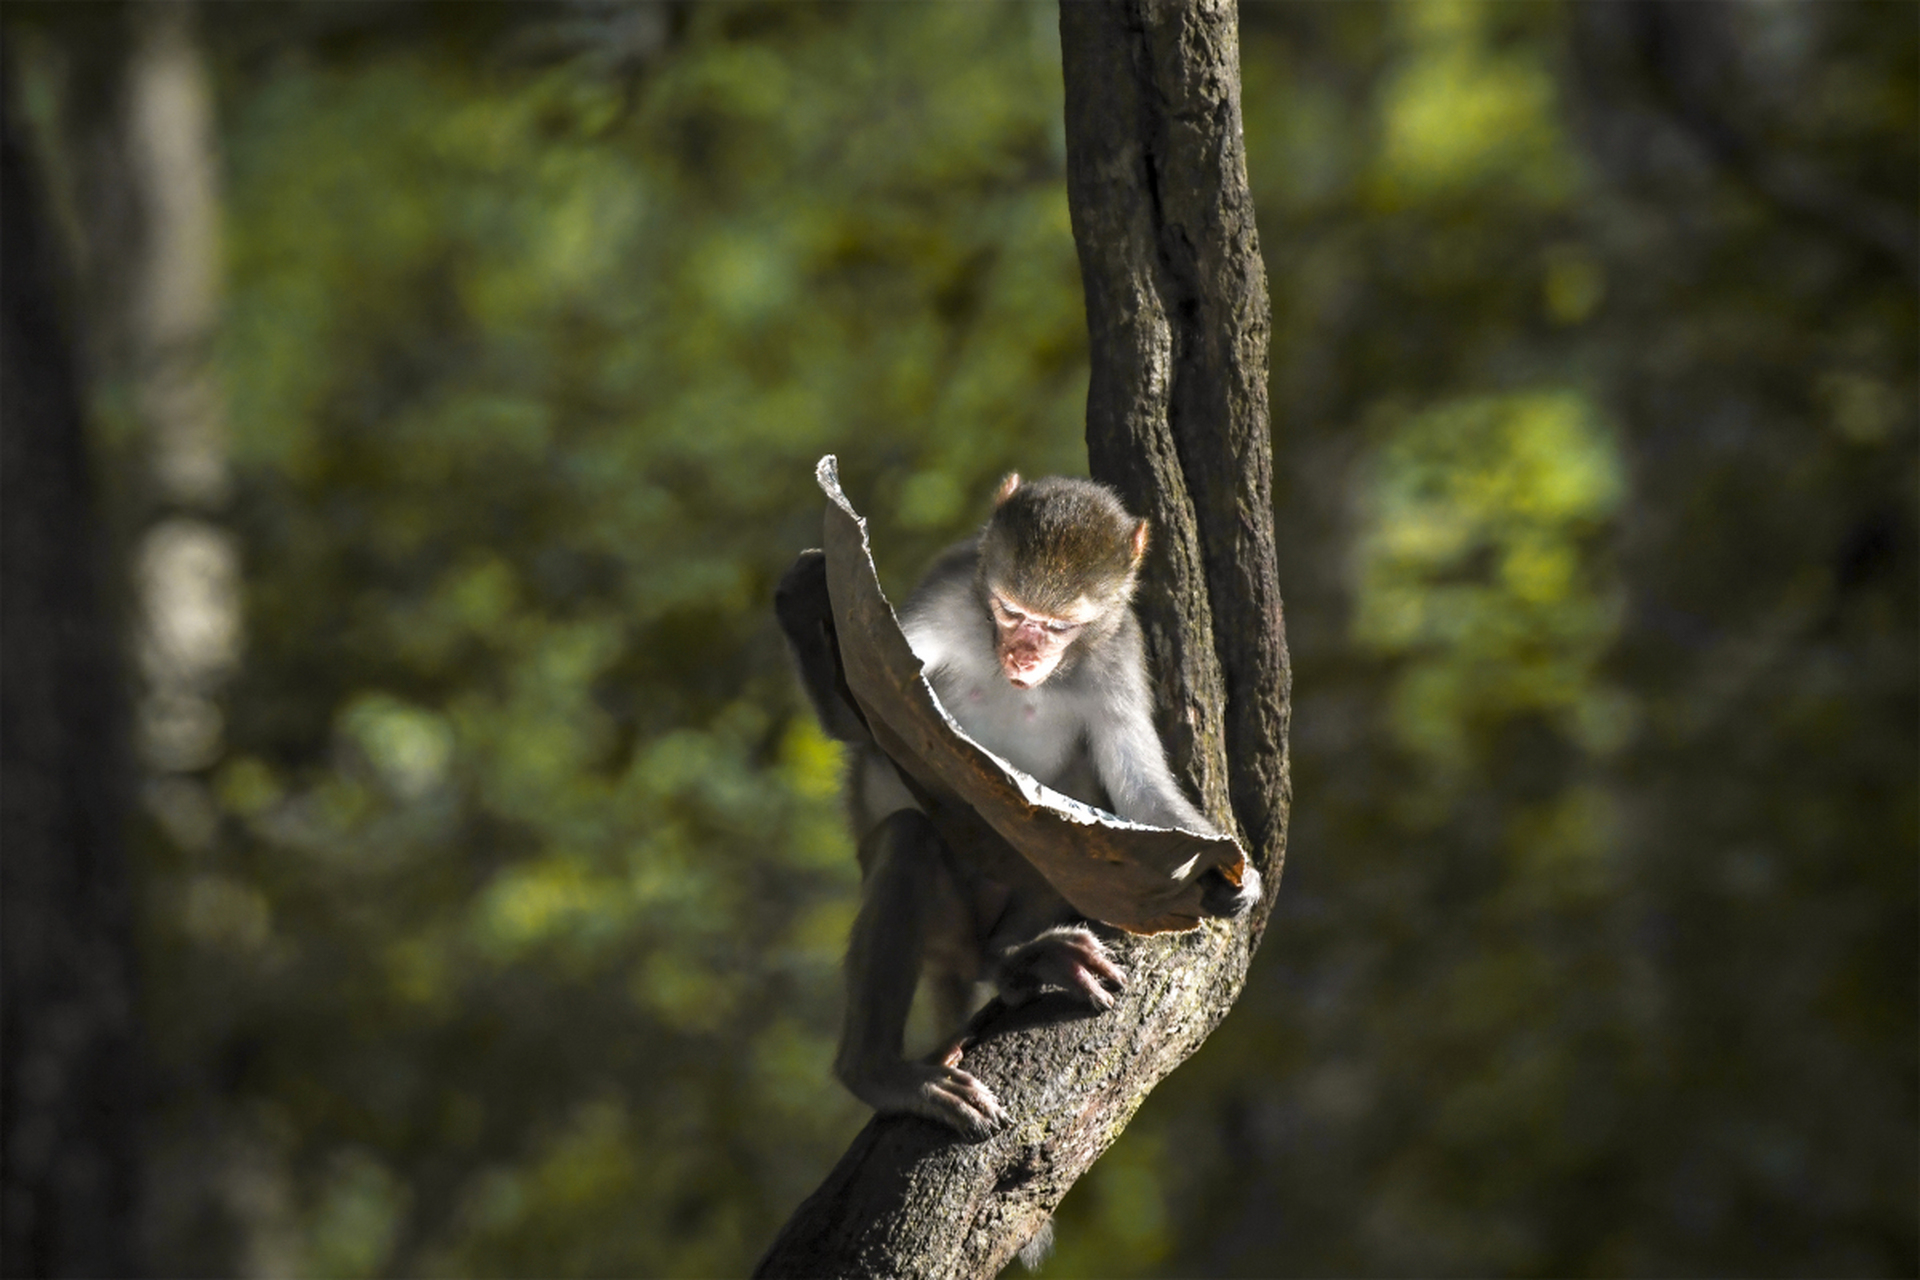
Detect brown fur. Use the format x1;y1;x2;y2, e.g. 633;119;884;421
978;476;1146;617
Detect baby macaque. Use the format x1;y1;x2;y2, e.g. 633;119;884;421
776;473;1259;1137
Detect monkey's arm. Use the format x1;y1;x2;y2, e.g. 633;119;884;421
1087;631;1263;918
895;540;983;678
774;550;870;743
1085;634;1216;835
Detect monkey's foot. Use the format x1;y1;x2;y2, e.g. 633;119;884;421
995;925;1127;1011
845;1059;1008;1139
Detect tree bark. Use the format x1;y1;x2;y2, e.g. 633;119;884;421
754;3;1288;1276
1;38;146;1279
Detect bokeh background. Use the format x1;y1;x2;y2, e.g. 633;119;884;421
7;1;1914;1275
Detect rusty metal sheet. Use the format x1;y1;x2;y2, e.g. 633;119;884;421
814;455;1247;935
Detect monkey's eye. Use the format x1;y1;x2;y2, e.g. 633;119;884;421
1044;620;1078;635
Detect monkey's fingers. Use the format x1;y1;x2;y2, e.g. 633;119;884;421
924;1064;1009;1138
1200;862;1264;918
850;1060;1007;1138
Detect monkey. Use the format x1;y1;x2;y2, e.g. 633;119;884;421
776;472;1260;1138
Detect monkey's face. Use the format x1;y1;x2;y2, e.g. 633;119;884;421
987;593;1089;689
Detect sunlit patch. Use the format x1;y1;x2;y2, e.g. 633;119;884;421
339;693;455;799
136;517;244;772
474;857;630;963
1353;389;1629;772
779;717;845;801
1374;0;1573;203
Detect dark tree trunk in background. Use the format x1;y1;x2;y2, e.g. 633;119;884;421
1562;8;1919;1272
754;3;1288;1275
0;42;145;1280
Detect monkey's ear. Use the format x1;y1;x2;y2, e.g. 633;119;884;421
994;472;1022;506
1130;518;1150;565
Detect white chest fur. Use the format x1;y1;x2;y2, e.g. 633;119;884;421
899;560;1100;804
923;654;1084;790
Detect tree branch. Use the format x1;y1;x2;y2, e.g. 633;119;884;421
1062;0;1289;912
755;3;1286;1274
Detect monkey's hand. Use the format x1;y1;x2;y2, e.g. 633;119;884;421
1199;861;1264;919
841;1058;1009;1140
995;925;1128;1012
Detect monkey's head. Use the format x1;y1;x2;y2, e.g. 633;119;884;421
976;473;1148;690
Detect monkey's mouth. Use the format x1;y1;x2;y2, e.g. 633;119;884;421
1000;657;1055;690
999;634;1064;688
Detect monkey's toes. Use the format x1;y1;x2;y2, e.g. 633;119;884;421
1073;972;1117;1010
1048;926;1126;988
997;926;1128;1009
1073;939;1128;991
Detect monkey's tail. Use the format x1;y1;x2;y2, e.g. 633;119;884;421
1017;1215;1056;1271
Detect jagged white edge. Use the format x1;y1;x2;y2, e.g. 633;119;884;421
816;454;1220;852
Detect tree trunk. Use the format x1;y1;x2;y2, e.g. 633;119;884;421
0;39;146;1280
754;3;1288;1275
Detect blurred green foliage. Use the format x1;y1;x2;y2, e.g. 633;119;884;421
17;0;1914;1275
1055;4;1916;1277
134;4;1089;1274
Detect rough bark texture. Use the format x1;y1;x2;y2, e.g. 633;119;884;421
755;3;1287;1275
1;43;146;1280
1063;0;1288;916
